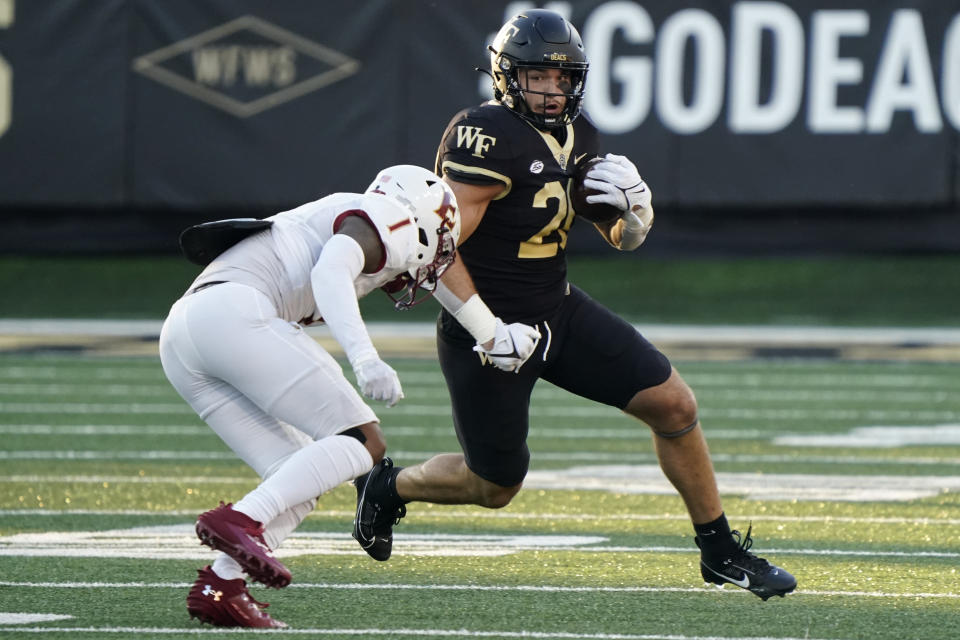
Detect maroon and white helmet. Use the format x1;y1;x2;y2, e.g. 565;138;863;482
365;165;461;309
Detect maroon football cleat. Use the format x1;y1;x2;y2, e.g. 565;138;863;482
195;502;292;588
186;565;287;628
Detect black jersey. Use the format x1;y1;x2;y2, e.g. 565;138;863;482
436;101;599;324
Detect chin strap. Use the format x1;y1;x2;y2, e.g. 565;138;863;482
477;61;501;100
476;66;496;82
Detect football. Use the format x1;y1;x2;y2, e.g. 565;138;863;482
569;156;622;224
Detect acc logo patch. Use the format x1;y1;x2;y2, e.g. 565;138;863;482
529;160;544;174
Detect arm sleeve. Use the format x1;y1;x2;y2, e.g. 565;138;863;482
311;233;378;367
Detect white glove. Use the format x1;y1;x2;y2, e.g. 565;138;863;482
353;356;404;407
582;153;652;213
473;318;541;373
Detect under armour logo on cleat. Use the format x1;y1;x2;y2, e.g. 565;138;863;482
202;585;223;602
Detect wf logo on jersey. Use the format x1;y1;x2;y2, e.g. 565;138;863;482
456;126;497;158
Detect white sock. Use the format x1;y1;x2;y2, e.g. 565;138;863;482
234;434;373;528
262;499;316;551
211;554;245;581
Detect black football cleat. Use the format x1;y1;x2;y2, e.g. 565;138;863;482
352;457;407;561
697;525;797;600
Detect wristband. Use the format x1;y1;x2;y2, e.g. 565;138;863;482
614;206;652;251
452;294;497;344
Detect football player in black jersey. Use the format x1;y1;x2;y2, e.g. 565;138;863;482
353;9;796;600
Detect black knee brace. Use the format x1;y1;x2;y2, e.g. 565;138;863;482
340;426;367;444
652;419;699;439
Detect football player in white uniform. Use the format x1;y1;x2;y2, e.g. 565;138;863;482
159;165;540;628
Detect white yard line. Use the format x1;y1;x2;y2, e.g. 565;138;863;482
1;366;955;390
0;402;193;414
4;422;959;443
3;402;960;422
1;508;958;526
4;319;960;345
0;475;256;484
5;462;959;501
1;527;957;562
0;450;236;460
0;384;957;403
0;580;956;601
0;614;72;624
3;448;959;466
0;625;869;640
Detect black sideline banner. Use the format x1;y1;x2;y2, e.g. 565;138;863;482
0;0;958;210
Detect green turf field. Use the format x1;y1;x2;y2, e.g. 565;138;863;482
2;254;959;326
1;352;958;639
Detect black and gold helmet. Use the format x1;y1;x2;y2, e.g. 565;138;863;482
489;9;588;129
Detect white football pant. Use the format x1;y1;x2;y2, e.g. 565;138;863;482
159;283;376;574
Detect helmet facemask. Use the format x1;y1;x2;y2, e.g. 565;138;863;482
384;225;457;310
496;61;587;129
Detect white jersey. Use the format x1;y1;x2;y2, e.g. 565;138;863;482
188;192;419;323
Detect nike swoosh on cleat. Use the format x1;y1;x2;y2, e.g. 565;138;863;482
726;573;750;589
702;563;750;589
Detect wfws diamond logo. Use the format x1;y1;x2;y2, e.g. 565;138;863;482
132;15;360;117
